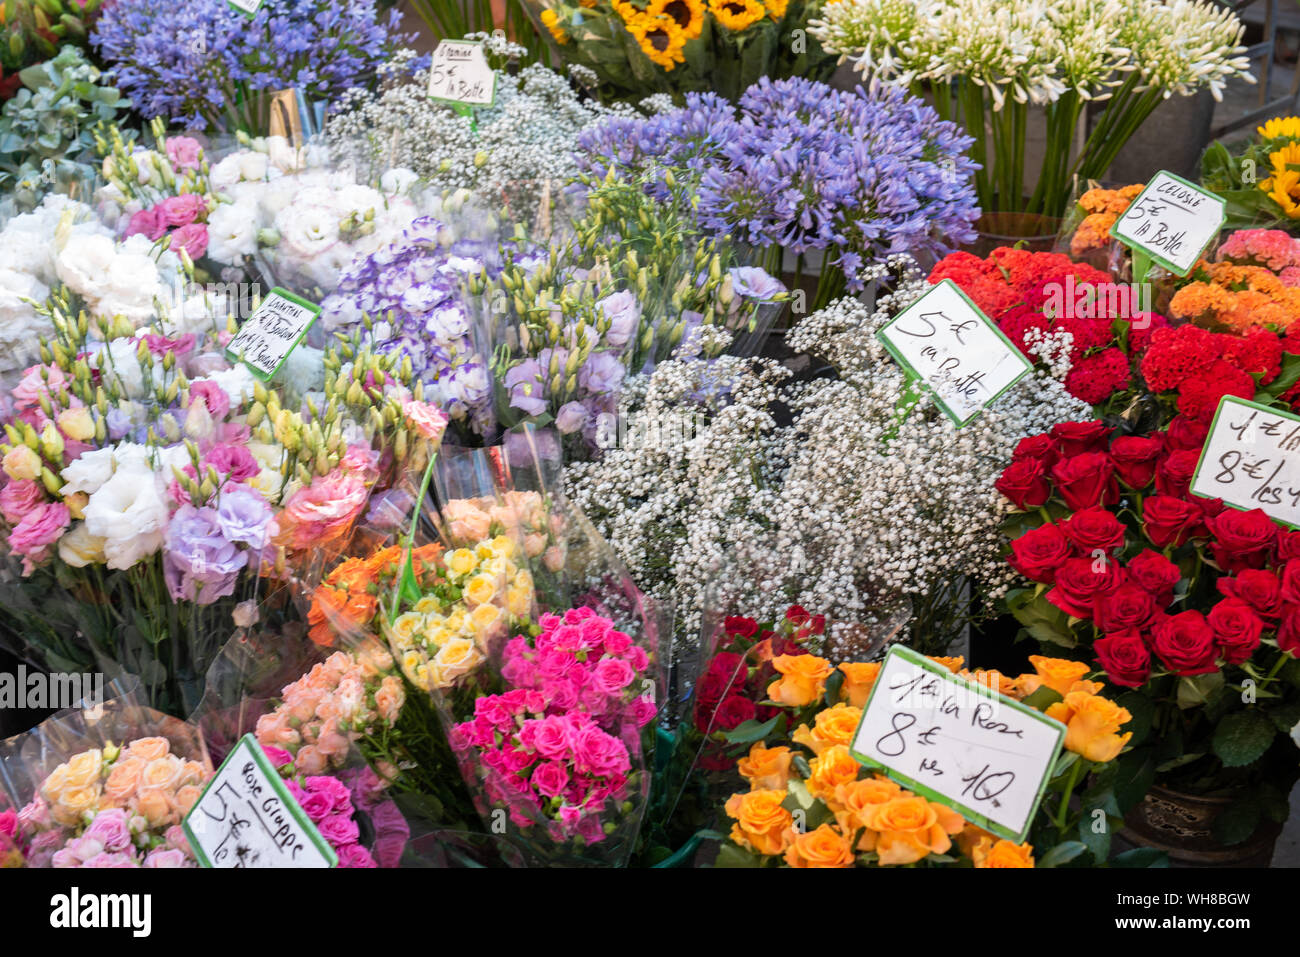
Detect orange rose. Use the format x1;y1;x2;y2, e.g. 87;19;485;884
805;745;862;802
792;703;862;756
973;837;1035;868
1021;656;1091;697
833;775;901;846
767;654;833;707
724;789;794;857
962;669;1022;699
927;656;964;673
859;794;966;865
784;823;855;868
838;662;880;707
127;737;171;762
1046;691;1132;763
133;788;176;828
737;743;793;791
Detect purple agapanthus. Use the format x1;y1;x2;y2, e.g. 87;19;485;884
319;216;498;437
576;77;980;293
91;0;405;131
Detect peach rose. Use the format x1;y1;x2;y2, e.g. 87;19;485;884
175;785;203;816
724;789;794;857
128;737;172;762
140;756;184;792
767;654;834;707
791;703;862;756
859;794;965;865
972;837;1035;868
737;743;793;791
375;675;405;725
103;757;146;802
295;745;327;775
783;823;855;868
133;788;176;828
837;662;880;707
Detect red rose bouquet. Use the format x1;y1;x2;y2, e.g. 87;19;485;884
997;415;1300;847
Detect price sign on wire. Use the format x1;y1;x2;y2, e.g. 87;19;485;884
1109;170;1225;279
225;286;319;381
875;278;1032;427
1190;395;1300;529
849;646;1065;842
183;734;336;868
427;39;497;108
226;0;263;16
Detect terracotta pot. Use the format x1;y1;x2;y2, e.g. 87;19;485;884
1120;785;1282;867
962;212;1065;259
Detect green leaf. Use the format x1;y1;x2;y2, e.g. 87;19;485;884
1109;847;1169;868
714;842;762;868
1021;685;1064;712
1114;752;1156;813
1037;840;1087;868
1211;710;1276;768
721;714;779;745
1211;794;1260;847
1176;672;1224;710
1116;691;1154;745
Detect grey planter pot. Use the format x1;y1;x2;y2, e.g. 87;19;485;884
1103;88;1217;184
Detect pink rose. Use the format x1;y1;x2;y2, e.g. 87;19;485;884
570;723;629;778
336;843;377;868
166;136;203;171
260;744;293;768
9;502;70;574
124;207;167;241
0;478;46;524
531;760;570;799
83;808;132;852
159;194;206;227
633;695;657;727
294;789;332;823
304;775;353;815
170;223;209;259
80;851;140;868
592;656;635;695
530;715;572;761
142;848;189;867
317;812;359;847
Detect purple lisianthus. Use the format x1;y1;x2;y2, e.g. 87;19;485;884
597;290;641;350
214;483;274;550
578;352;625;396
504;359;547;417
555;401;589;435
729;267;785;302
164;504;248;605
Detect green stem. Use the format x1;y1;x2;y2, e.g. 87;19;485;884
1056;757;1085;834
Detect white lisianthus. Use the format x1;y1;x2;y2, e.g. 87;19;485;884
82;468;169;570
55;234;117;300
207;201;260;263
60;447;118;496
380;167;419;194
92;339;147;398
58;522;108;568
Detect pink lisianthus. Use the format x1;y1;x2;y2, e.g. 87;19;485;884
202;443;258;482
158;194;206;227
124;207;167;241
9;502;70;574
0;478;47;524
144;333;197;358
165;136;203;171
339;444;380;482
402;400;449;442
170;223;208;260
280;470;369;548
11;364;70;412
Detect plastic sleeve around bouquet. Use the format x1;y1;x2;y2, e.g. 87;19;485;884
0;683;213;867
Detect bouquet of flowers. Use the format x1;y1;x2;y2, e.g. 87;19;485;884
0;693;212;867
812;0;1252;218
1057;183;1145;266
716;654;1140;867
1168;230;1300;334
577;76;978;310
998;414;1300;849
521;0;836;102
1202;116;1300;232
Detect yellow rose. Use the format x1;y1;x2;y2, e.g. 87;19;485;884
463;574;499;607
767;654;833;707
736;743;793;791
838;662;880;707
389;612;426;646
469;602;502;636
513;569;533;591
414;595;442;615
56;407;96;441
791;703;862;756
860;794;965;865
723;789;793;856
783;823;855;868
507;586;532;618
972;837;1035;868
443;609;467;633
53;786;100;827
447;548;478;577
2;445;41;481
1022;656;1092;697
805;745;862;802
63;749;104;789
41;764;71;804
489;535;518;559
400;650;422;680
433;637;482;684
1046;691;1133;763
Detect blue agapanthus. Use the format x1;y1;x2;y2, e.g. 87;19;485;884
576;77;980;294
91;0;404;131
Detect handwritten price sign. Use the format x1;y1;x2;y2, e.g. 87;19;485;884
876;279;1032;426
183;735;336;868
1109;170;1225;277
226;0;263;16
427;39;496;108
1191;396;1300;529
225;287;319;381
849;646;1065;842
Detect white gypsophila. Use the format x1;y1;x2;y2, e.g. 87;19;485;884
565;255;1090;663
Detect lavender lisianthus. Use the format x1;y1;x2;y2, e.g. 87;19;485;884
215;484;275;550
597;290;641;350
164;504;248;605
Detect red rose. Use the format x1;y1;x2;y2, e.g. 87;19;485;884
707;651;745;680
785;606;809;625
1155;449;1201;499
1281;559;1300;605
1013;433;1060;467
713;694;758;730
1094;583;1158;633
1008;523;1072;583
1050;421;1113;458
1141;495;1204;548
1165;414;1209;452
1278;603;1300;655
724;616;758;637
1061;505;1127;553
1278;531;1300;562
1094;630;1152;688
1051;453;1119;510
1206;509;1279;573
1217;569;1283;619
1047;556;1128;619
995;458;1051;509
1207;598;1263;665
803;614;826;637
1151;610;1219;676
1127;549;1182;604
1110;434;1164;489
694;670;731;709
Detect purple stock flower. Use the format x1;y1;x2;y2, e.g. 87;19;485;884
164;504;248;605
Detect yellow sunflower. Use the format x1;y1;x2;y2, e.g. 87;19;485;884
709;0;766;31
627;12;688;69
648;0;705;38
1261;142;1300;218
613;0;646;23
539;8;569;44
763;0;788;17
1258;116;1300;142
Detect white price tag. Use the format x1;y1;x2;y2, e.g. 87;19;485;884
183;735;336;868
1110;170;1226;277
427;40;497;108
225;287;319;381
227;0;263;15
850;646;1065;842
876;279;1032;426
1191;396;1300;528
